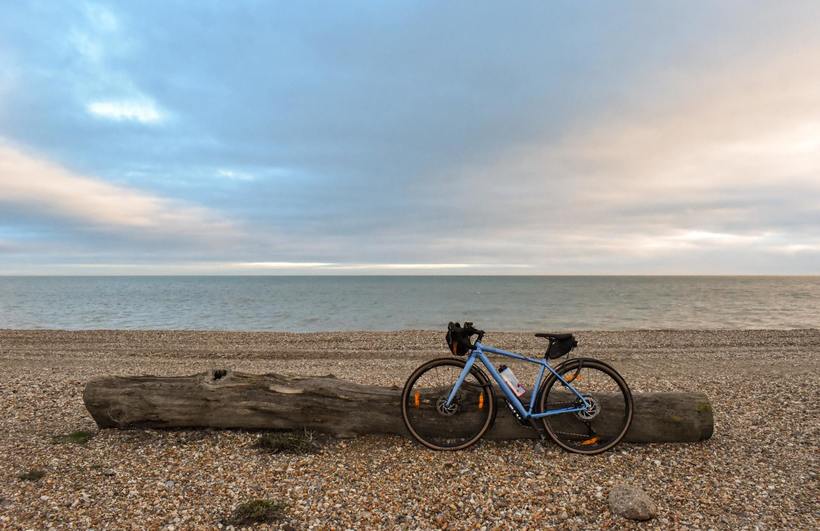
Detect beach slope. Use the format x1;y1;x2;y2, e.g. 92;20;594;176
0;329;817;529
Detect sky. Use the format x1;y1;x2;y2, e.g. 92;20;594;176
0;1;818;275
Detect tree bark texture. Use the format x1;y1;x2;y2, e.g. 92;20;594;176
83;370;713;443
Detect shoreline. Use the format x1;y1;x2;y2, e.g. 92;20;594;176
1;329;818;529
3;326;818;333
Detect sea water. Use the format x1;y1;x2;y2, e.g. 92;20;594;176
0;276;817;331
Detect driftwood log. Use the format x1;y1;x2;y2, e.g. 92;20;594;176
83;370;713;443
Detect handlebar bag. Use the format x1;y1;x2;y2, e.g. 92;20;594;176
446;322;472;356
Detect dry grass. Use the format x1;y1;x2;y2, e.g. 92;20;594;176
52;430;96;445
17;469;45;482
254;431;317;454
226;499;287;526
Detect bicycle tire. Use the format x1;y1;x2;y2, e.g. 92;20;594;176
401;358;496;451
538;358;633;455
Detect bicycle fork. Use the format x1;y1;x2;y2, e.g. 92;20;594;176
444;354;478;406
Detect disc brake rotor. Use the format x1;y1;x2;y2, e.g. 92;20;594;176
436;397;459;416
576;395;600;420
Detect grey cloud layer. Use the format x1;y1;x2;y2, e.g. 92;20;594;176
0;1;818;273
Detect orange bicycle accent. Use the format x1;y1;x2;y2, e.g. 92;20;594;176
413;391;421;408
579;435;600;446
478;392;484;409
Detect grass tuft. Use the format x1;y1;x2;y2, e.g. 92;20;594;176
53;430;96;445
18;469;46;482
226;499;287;526
254;431;317;454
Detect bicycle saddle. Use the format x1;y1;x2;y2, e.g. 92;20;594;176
535;332;574;340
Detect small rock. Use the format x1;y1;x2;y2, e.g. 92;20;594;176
608;483;656;521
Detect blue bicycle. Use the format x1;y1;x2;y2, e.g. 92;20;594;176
401;322;633;454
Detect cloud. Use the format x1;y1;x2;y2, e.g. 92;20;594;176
235;262;529;271
0;261;532;275
429;30;820;270
87;99;164;124
216;169;255;182
0;142;237;242
0;2;818;273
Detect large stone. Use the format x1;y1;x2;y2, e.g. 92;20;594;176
608;483;657;521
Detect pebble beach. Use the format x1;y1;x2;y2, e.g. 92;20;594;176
1;328;818;529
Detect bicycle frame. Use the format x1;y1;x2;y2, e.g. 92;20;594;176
445;341;590;420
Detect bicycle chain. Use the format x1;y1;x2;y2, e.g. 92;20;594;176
543;401;597;439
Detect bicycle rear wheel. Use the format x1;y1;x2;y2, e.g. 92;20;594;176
401;358;496;450
538;358;633;455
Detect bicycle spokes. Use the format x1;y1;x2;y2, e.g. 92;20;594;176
540;359;633;454
402;359;495;450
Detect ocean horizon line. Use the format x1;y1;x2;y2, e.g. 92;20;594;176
1;273;818;278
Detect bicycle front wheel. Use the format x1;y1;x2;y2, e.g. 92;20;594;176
401;358;496;451
538;358;633;455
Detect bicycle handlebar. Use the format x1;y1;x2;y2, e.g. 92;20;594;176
463;322;485;343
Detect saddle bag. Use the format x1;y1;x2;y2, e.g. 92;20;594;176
547;335;577;359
